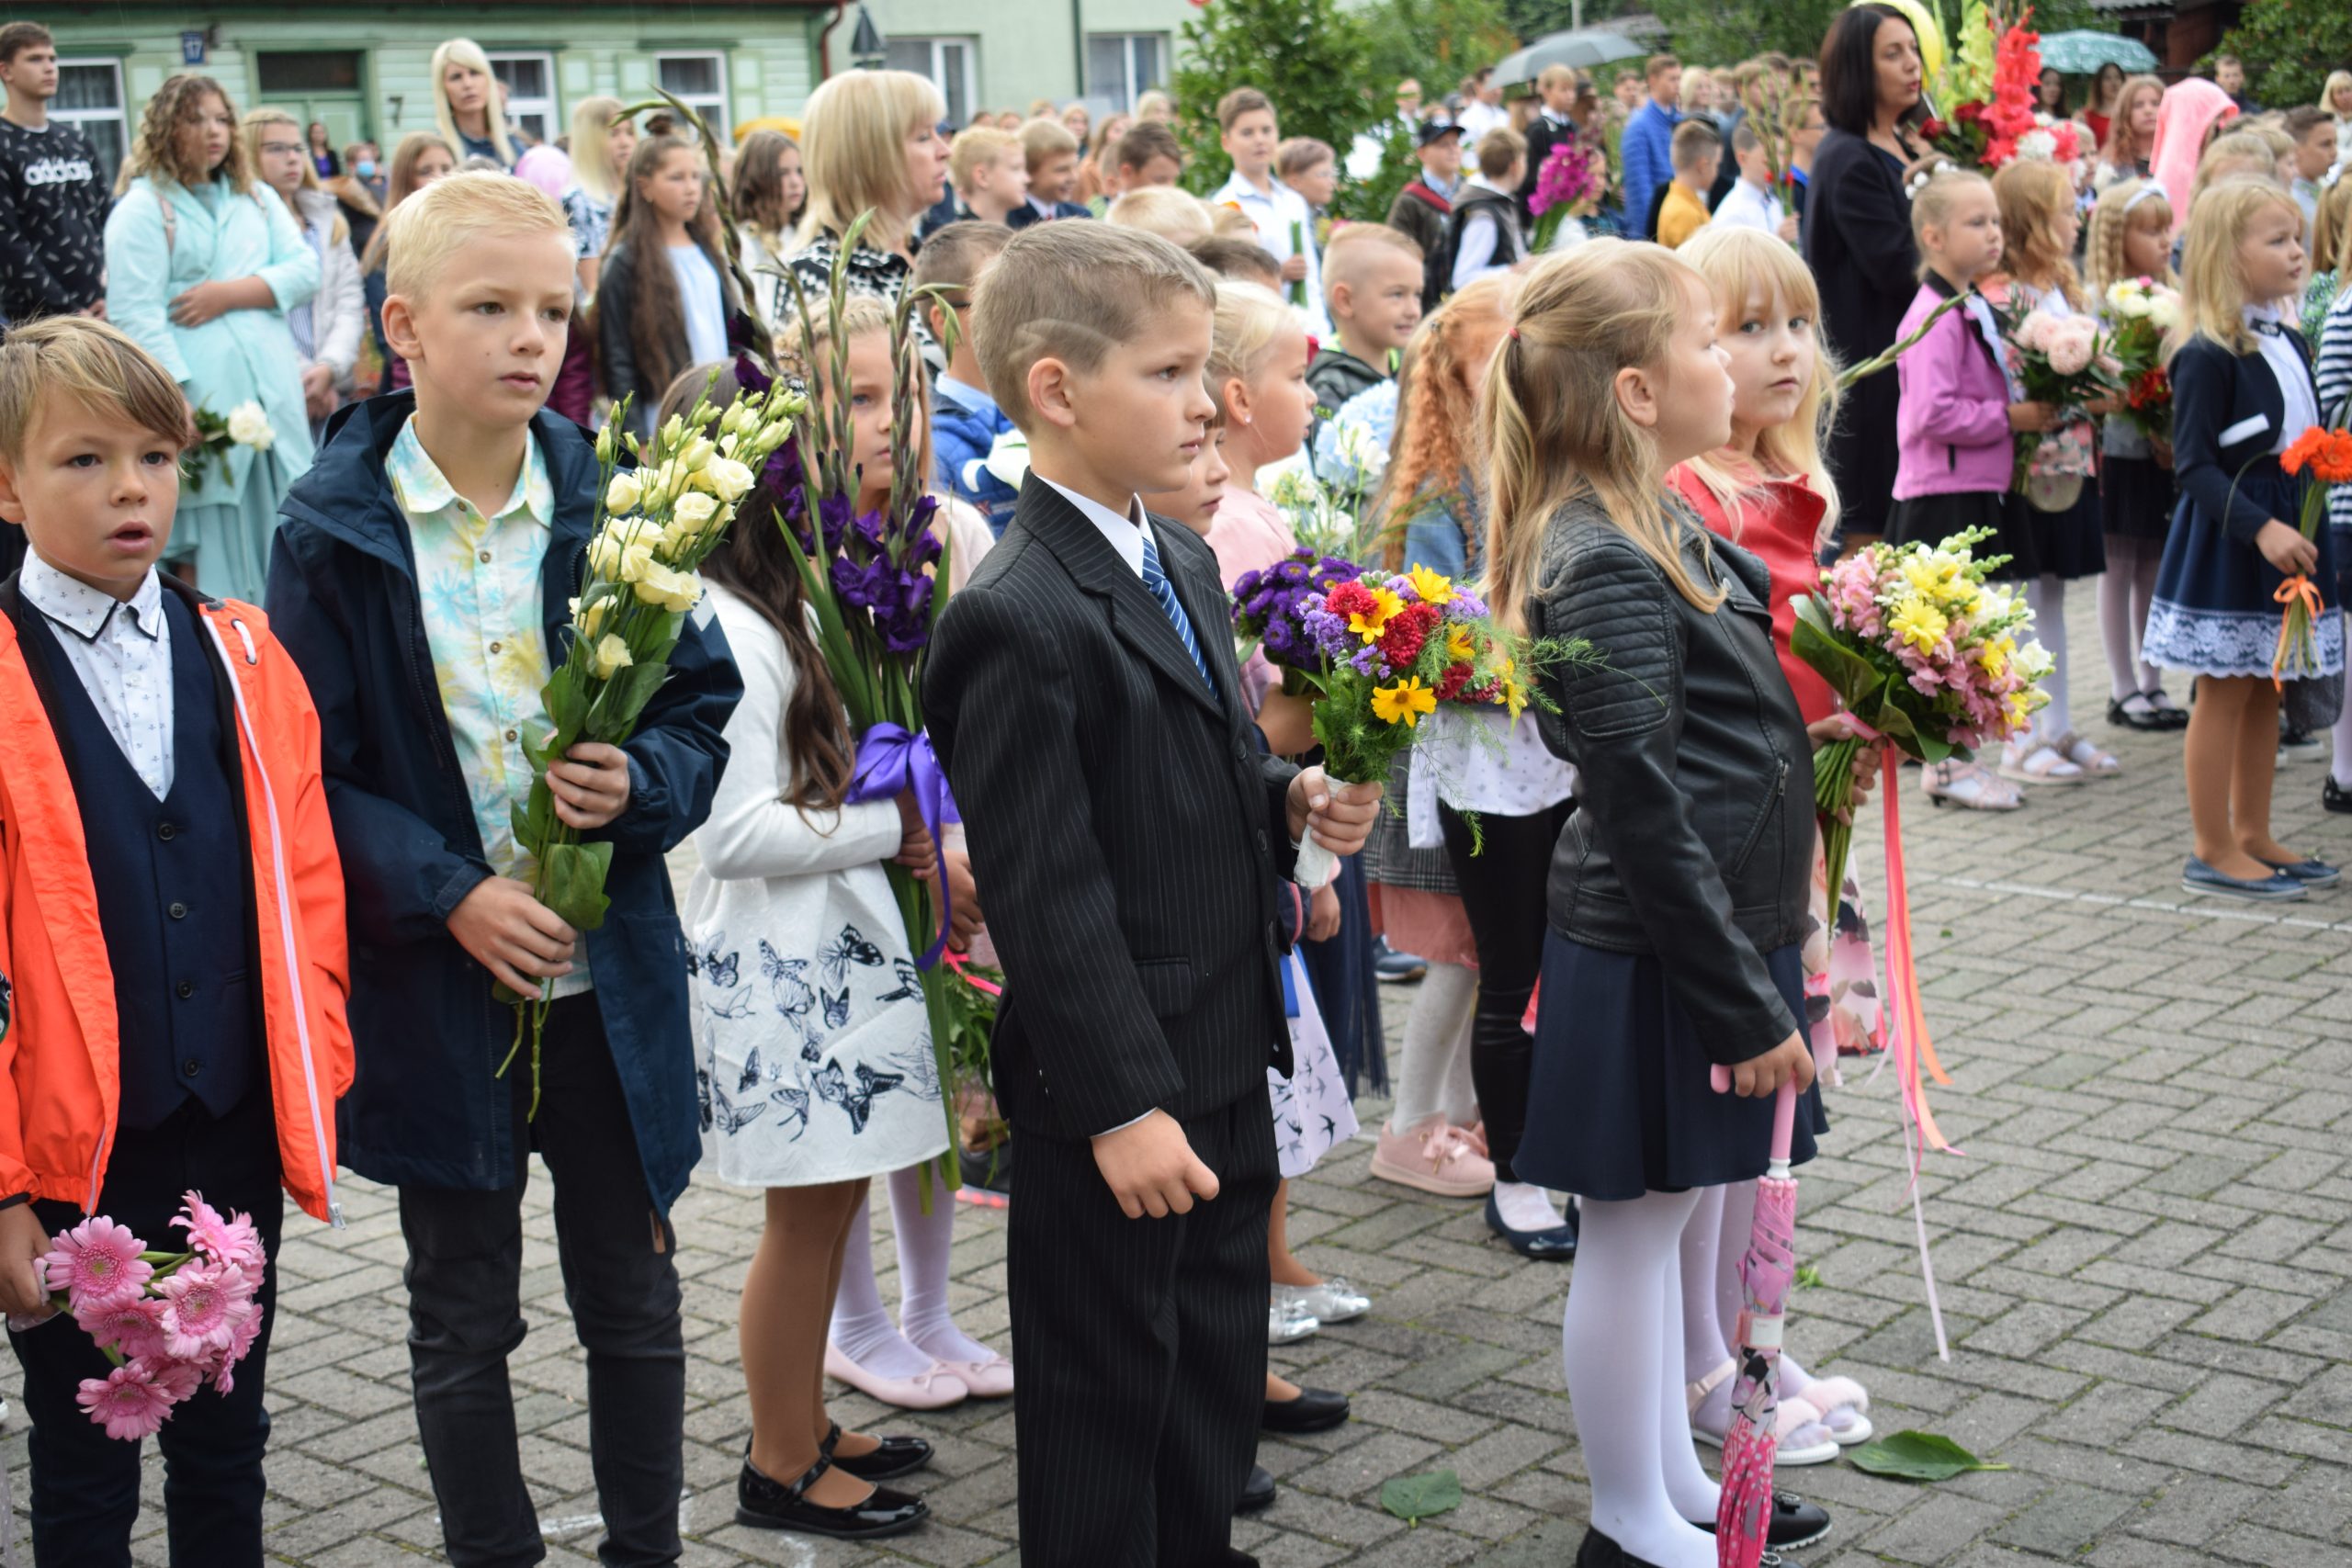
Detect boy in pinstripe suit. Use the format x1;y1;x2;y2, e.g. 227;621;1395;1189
926;223;1381;1567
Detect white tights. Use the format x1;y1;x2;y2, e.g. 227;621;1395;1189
1387;960;1479;1131
2097;538;2164;703
1563;1189;1720;1566
829;1165;994;1377
2029;574;2075;740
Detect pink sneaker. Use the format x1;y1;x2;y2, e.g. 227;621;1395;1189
1368;1117;1496;1199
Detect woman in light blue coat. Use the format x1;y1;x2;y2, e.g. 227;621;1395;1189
106;73;318;604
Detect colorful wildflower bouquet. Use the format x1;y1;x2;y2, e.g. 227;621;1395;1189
1230;556;1544;886
2271;424;2352;681
2104;276;2182;441
26;1193;266;1439
1530;136;1607;251
1792;528;2052;900
757;210;966;1182
496;380;804;1111
182;399;275;498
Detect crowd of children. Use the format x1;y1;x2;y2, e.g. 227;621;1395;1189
0;23;2348;1568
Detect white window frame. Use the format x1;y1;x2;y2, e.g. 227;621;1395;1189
52;57;127;177
655;51;730;136
886;37;975;128
485;50;558;148
1086;33;1165;115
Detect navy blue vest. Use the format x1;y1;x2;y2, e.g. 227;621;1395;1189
21;590;261;1129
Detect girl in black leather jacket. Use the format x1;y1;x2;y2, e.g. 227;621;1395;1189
1478;240;1871;1568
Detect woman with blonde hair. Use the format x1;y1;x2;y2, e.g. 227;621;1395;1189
776;69;949;331
104;73;319;600
429;37;517;168
562;96;637;295
1135;88;1177;124
2324;70;2352;165
243;107;365;434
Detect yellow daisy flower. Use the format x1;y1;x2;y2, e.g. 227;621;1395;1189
1407;564;1454;605
1445;624;1476;662
1350;585;1405;641
1372;676;1438;728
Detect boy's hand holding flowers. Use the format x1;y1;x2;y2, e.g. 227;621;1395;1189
1286;765;1384;855
0;1201;55;1320
450;878;577;998
545;742;633;829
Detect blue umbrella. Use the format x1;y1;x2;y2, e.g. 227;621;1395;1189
2036;31;2158;74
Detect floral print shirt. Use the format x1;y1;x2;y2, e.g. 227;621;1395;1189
387;416;591;995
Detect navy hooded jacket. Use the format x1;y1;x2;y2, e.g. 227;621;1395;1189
265;392;740;1210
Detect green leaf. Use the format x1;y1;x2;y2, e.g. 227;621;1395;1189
585;662;671;742
539;840;614;932
1379;1470;1462;1522
1790;602;1885;712
1794;1263;1823;1289
543;670;591;740
1848;1431;2010;1483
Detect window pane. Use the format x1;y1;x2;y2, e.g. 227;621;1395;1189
1133;36;1162;95
491;57;548;99
885;39;933;77
64;112;123;185
940;43;968;126
1086;36;1128;109
515;112;550;145
55;63;119;113
658;55;721;98
255;50;362;93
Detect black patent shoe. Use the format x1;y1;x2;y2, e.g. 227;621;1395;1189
1235;1462;1276;1514
822;1419;933;1480
1577;1528;1805;1567
1694;1488;1832;1550
2325;774;2352;815
1487;1191;1578;1259
736;1452;928;1539
1262;1384;1351;1433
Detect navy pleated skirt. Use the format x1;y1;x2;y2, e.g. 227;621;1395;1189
1515;934;1827;1201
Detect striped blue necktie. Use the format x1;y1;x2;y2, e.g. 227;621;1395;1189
1138;526;1218;696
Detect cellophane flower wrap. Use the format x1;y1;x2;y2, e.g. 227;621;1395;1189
2272;424;2352;682
13;1193;268;1439
496;378;804;1111
1792;527;2052;898
2004;299;2116;487
758;209;967;1186
2106;277;2181;440
1529;135;1606;250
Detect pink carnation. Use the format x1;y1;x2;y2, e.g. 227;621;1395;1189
155;1262;254;1361
75;1363;176;1441
76;1294;169;1361
42;1216;153;1311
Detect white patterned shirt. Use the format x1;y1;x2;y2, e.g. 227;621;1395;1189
21;554;174;798
386;416;592;995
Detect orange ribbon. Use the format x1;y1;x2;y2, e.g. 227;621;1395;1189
2271;573;2324;691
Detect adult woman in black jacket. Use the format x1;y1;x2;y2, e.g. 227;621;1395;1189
1804;4;1928;545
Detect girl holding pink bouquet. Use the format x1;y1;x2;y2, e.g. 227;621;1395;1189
1887;169;2047;811
1668;224;1878;1472
1990;158;2121;785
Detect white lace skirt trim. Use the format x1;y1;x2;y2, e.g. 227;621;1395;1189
2143;599;2346;680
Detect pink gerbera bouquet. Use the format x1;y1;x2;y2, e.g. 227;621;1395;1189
17;1192;269;1439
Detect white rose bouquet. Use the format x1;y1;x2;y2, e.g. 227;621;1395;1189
496;377;804;1111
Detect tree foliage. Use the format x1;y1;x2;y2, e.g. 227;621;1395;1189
1360;0;1518;101
1173;0;1381;195
2215;0;2352;112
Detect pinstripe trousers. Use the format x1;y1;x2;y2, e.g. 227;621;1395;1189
1008;1090;1279;1567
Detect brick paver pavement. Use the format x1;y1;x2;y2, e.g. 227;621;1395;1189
10;600;2352;1566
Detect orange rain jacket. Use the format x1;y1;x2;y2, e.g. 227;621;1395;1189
0;579;355;1224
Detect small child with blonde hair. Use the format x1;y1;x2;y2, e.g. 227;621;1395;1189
1106;184;1214;245
946;125;1029;224
1308;222;1424;412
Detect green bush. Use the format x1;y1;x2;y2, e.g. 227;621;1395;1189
1173;0;1381;196
2214;0;2352;111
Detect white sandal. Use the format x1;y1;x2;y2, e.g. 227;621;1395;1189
1686;1359;1841;1467
1999;740;2086;784
2052;729;2121;778
1920;759;2025;811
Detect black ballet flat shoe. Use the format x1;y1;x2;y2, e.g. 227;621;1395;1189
1486;1191;1578;1260
736;1452;928;1539
2106;695;2165;731
1234;1462;1276;1514
1577;1528;1807;1567
2325;774;2352;815
1261;1385;1351;1434
1694;1488;1832;1550
821;1419;933;1481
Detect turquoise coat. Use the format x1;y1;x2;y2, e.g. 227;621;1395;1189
105;175;320;506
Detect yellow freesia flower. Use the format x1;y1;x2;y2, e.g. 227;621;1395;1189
1372;676;1437;728
1350;586;1404;641
1889;595;1948;652
1445;625;1476;662
1408;564;1454;605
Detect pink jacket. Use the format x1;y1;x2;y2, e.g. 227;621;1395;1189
1893;280;2014;501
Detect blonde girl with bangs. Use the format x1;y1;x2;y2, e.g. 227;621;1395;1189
429;38;517;169
1668;222;1883;1472
778;69;950;333
563;96;638;297
104;71;319;601
1490;240;1867;1567
2143;178;2339;901
2088;179;2191;730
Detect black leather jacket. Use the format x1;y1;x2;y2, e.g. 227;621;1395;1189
1527;493;1814;1065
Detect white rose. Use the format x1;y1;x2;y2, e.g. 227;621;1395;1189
571;592;616;636
605;472;643;513
633;560;703;612
590;634;632;679
2119;293;2152;319
706;457;755;502
678;435;717;473
673;491;719;531
226;401;274;451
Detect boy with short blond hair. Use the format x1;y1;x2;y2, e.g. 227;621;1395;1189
947;124;1031;224
1659;118;1721;248
0;313;355;1562
1310;222;1423;412
917;220;1022;534
266;171;739;1568
1210;85;1329;332
1009;117;1090;227
1107;183;1215;244
927;220;1379;1566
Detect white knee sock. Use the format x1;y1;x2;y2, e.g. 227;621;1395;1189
1658;1239;1723;1524
889;1164;996;1365
2030;574;2072;739
2097;545;2143;704
1388;961;1479;1131
827;1193;936;1379
1563;1189;1715;1568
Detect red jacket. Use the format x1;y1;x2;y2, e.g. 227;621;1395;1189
0;579;354;1222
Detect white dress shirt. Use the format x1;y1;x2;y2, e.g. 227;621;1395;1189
2248;304;2319;452
1450;175;1523;289
21;555;175;799
1210;170;1330;336
1041;476;1153;575
1713;176;1786;236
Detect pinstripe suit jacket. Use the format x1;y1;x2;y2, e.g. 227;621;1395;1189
925;475;1300;1140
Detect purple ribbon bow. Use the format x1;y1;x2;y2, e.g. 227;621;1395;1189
844;723;960;968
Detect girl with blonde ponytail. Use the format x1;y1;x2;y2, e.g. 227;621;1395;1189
1489;240;1868;1566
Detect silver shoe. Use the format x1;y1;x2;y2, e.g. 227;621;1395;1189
1268;1295;1321;1346
1274;1278;1370;1325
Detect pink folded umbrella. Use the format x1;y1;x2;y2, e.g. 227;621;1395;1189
1710;1072;1801;1568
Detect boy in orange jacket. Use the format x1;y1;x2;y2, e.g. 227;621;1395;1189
0;316;354;1565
